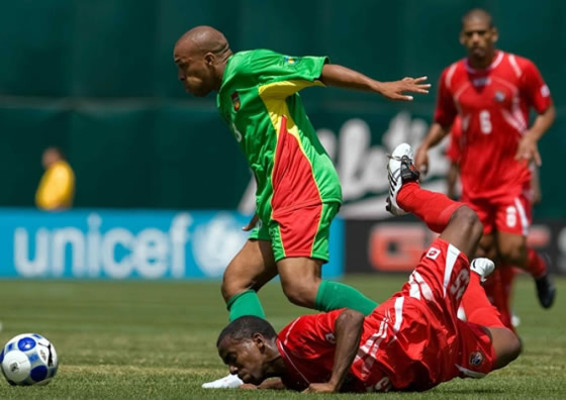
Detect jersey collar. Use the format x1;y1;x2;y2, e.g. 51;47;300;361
465;50;504;73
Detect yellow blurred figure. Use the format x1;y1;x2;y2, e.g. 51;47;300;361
35;147;75;210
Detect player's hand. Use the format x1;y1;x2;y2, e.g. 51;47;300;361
378;76;430;101
414;145;430;177
242;214;259;231
515;133;541;166
302;382;338;393
239;383;259;390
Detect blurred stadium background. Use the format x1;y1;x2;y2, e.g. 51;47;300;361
0;0;565;398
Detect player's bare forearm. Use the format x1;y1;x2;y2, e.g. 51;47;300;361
415;123;450;174
306;309;364;393
527;103;555;141
242;377;286;390
320;64;430;101
516;104;555;165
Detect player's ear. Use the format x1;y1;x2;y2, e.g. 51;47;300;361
204;52;215;68
459;31;465;46
252;333;266;351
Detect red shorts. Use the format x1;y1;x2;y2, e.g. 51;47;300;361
249;202;340;263
461;191;532;236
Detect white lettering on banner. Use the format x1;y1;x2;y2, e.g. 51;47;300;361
238;112;449;219
14;228;49;276
13;213;193;279
192;213;249;276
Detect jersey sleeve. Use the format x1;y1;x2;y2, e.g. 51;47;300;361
520;59;552;114
282;310;343;358
252;50;329;99
433;67;458;128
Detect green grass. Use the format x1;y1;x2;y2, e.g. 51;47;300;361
0;275;565;399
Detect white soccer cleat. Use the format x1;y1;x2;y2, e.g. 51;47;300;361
386;143;419;216
470;258;495;282
201;373;243;389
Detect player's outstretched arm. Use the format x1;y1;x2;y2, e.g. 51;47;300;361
303;309;364;394
320;64;430;101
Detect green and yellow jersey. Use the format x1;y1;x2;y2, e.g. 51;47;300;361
217;49;341;224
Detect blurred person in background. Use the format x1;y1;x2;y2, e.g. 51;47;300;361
415;8;556;329
173;25;430;388
445;116;543;328
35;146;75;211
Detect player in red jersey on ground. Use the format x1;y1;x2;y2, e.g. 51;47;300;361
215;143;521;393
414;9;556;325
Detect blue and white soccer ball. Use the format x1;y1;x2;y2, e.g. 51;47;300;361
0;333;58;386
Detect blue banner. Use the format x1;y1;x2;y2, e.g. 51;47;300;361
0;208;343;279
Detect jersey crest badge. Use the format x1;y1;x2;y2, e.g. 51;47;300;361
469;351;484;366
284;56;296;64
425;247;441;260
494;90;506;102
231;91;241;111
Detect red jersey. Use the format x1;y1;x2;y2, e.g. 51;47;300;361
434;51;552;201
276;238;496;393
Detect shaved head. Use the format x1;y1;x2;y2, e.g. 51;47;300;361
175;26;230;57
462;8;494;29
173;26;232;96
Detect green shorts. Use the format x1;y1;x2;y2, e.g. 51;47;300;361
249;202;340;263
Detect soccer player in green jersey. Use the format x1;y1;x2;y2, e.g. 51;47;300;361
173;26;430;388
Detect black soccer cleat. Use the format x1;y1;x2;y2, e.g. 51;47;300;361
535;273;556;309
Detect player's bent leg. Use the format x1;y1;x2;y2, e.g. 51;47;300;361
497;231;556;308
439;206;483;260
277;257;322;308
204;240;278;390
221;239;278;321
462;258;521;371
485;326;522;370
277;257;378;315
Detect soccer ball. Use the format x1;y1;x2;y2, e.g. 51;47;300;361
0;333;58;386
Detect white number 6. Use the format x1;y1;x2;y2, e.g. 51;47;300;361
479;110;492;134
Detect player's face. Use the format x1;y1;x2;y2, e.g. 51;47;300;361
460;19;498;60
217;336;266;385
173;44;215;97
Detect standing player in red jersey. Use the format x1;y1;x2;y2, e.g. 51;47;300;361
215;143;521;393
414;9;556;324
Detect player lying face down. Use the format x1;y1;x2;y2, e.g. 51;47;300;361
216;144;521;393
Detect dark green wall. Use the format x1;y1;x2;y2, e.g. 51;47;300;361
1;0;565;216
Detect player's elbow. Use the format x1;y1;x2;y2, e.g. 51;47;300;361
337;309;365;331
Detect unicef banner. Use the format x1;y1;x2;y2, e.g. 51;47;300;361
0;209;344;279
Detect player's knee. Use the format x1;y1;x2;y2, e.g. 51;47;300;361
221;269;248;302
454;206;483;242
499;243;526;266
281;282;317;308
493;328;522;369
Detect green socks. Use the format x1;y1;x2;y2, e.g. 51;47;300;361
227;282;377;321
315;280;378;316
226;289;266;321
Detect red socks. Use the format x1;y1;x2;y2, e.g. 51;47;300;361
461;270;506;328
397;182;463;233
482;266;516;330
526;248;547;279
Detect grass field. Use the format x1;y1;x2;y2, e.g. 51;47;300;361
0;275;564;399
